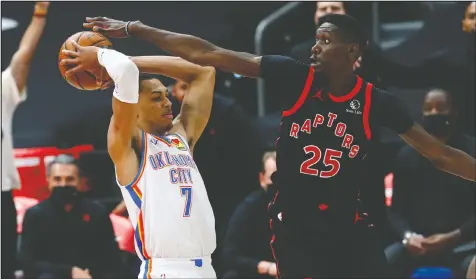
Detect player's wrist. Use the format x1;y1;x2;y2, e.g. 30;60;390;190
96;48;107;66
126;20;144;37
33;3;49;17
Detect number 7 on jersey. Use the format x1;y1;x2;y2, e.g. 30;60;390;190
180;186;192;217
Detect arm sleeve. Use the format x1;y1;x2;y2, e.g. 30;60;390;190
222;200;262;275
97;49;139;104
370;89;415;134
20;208;73;279
259;55;313;111
388;148;414;238
460;217;475;242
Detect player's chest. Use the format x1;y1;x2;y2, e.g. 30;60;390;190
281;97;368;146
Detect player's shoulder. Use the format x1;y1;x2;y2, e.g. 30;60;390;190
368;84;400;103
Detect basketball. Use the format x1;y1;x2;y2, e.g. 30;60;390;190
58;31;113;91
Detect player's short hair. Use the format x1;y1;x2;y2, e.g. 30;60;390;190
46;154;81;177
318;14;369;51
138;73;174;92
261;151;277;173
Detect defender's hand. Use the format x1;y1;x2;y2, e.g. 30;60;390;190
60;40;100;77
83;17;131;38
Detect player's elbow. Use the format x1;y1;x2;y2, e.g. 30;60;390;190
116;59;140;80
198;66;216;80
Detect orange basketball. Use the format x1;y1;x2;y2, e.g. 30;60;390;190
58;31;113;91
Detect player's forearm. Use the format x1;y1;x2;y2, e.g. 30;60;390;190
9;15;47;92
131;56;211;84
435;146;476;182
128;21;219;66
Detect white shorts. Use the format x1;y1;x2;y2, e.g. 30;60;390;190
139;257;216;279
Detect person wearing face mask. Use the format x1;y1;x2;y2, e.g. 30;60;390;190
222;151;277;279
385;89;475;278
20;154;122;279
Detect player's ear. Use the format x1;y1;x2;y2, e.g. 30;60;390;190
348;44;360;60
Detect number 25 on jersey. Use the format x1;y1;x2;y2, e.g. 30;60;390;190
300;145;342;178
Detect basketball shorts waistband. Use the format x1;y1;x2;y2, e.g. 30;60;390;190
144;256;212;268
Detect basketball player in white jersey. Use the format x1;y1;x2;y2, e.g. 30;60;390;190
61;41;216;279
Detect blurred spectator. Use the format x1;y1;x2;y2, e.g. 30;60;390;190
222;151;277;279
462;1;475;33
386;89;475;278
290;1;442;89
1;2;49;278
20;154;122;279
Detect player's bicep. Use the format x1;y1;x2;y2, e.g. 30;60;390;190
193;48;261;78
371;89;415;134
107;99;138;162
173;67;216;148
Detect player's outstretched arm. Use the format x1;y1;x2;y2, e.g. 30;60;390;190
8;2;49;93
399;124;476;182
61;43;141;185
131;56;215;150
83;17;262;77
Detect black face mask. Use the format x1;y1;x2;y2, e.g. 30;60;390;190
50;186;80;206
422;114;452;137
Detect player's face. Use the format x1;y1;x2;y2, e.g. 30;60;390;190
462;2;476;33
47;163;80;190
315;2;346;25
311;23;355;74
138;79;173;133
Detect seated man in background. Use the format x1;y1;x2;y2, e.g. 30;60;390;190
222;151;277;279
386;88;475;278
20;154;122;279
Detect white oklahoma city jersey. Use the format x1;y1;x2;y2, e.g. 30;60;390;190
117;131;216;260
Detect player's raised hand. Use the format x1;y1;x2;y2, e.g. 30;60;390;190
83;17;130;38
34;2;50;17
60;40;100;76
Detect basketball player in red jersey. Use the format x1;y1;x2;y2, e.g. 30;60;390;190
80;14;476;278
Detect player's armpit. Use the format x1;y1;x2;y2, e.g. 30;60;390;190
399;123;476;182
171;67;216;151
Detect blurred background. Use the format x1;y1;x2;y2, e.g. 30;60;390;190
1;1;475;279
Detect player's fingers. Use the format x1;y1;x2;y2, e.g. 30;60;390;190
65;65;84;76
62;49;79;57
70;40;83;51
85;16;106;22
92;26;106;33
60;58;79;66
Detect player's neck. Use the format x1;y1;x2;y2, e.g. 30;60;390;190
327;72;356;97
